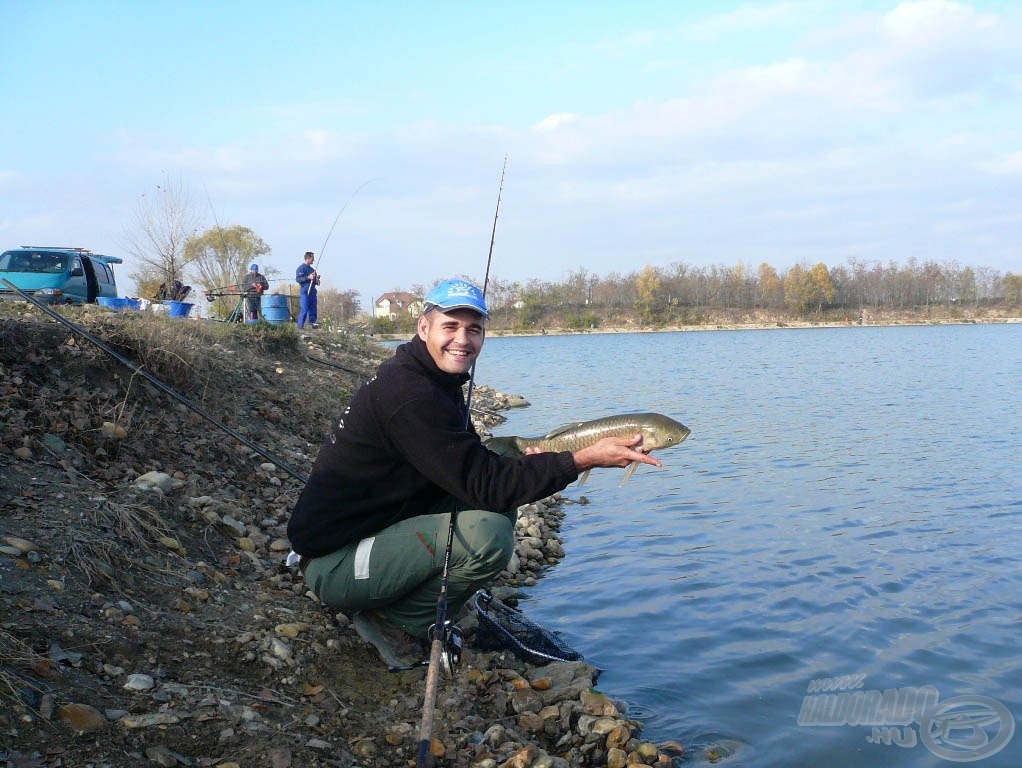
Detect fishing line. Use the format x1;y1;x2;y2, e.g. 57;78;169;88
203;187;247;314
315;178;378;274
3;278;310;484
416;155;507;768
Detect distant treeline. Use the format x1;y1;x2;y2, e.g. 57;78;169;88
467;258;1022;329
360;258;1022;333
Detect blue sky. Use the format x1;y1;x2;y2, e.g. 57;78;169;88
2;1;1021;305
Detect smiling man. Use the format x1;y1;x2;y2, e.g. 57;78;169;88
287;278;658;670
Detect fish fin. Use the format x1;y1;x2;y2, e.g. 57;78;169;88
577;469;590;486
618;461;639;486
483;436;523;458
544;422;587;439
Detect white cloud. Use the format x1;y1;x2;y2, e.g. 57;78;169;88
979;151;1022;175
881;0;994;45
533;113;579;133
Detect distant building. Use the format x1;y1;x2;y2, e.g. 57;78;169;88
374;291;422;319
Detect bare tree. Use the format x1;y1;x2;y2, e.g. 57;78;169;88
318;288;362;324
123;174;204;298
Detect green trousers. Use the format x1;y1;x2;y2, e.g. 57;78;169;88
303;498;515;639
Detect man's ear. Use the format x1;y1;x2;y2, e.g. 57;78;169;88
416;314;430;341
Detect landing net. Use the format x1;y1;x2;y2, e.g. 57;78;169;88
472;590;585;666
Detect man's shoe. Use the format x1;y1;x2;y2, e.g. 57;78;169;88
353;610;425;671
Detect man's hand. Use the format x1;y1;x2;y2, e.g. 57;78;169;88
571;434;661;472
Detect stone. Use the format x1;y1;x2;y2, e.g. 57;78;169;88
57;703;107;734
605;723;632;750
636;741;661;761
499;744;539;768
605;747;627;768
123;674;155;691
144;745;180;767
3;536;38;553
581;690;619;717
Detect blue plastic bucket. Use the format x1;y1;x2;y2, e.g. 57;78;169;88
261;294;290;324
97;297;141;311
165;301;193;318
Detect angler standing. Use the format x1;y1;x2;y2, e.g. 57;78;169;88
295;250;319;328
287;278;660;669
241;263;268;322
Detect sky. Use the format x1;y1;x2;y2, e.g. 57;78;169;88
2;0;1021;307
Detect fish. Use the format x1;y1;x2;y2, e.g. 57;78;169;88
483;412;690;484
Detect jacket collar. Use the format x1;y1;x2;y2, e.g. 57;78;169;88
400;335;471;388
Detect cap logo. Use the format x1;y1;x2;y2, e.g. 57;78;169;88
424;279;488;317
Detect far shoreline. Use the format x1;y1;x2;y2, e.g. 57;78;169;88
373;315;1022;342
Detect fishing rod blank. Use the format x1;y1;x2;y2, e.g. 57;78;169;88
416;155;507;768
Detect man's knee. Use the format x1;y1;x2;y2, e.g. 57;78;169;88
455;510;515;577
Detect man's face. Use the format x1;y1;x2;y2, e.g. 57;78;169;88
417;308;486;375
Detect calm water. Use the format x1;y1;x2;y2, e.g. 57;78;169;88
473;324;1022;768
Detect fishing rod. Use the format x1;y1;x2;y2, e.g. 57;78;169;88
416;155;507;768
2;278;310;485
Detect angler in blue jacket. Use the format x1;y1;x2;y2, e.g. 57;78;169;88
295;251;319;328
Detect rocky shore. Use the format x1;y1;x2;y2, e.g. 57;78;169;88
0;305;685;768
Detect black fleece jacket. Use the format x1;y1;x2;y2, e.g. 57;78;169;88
287;335;579;558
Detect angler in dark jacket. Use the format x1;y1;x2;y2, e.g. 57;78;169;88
287;279;659;668
241;263;269;322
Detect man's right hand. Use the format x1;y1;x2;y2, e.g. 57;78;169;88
571;434;662;472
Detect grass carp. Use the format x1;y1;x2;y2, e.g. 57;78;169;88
484;412;690;484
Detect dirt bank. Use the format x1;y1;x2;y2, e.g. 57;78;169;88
0;304;681;768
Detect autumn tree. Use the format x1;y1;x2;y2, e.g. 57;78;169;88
756;263;784;308
185;225;272;297
783;264;811;314
634;265;664;324
807;262;836;314
1004;273;1022;306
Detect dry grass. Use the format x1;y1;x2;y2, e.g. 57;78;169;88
0;628;48;713
63;496;192;596
98;312;302;387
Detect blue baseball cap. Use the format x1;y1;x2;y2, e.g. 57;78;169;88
249;263;258;272
424;279;488;318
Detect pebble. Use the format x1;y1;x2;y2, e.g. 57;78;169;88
123;673;155;691
57;703;107;734
120;712;182;728
3;535;38;553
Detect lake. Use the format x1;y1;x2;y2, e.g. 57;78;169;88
473;323;1022;767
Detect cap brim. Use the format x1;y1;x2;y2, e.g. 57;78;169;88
426;302;488;318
